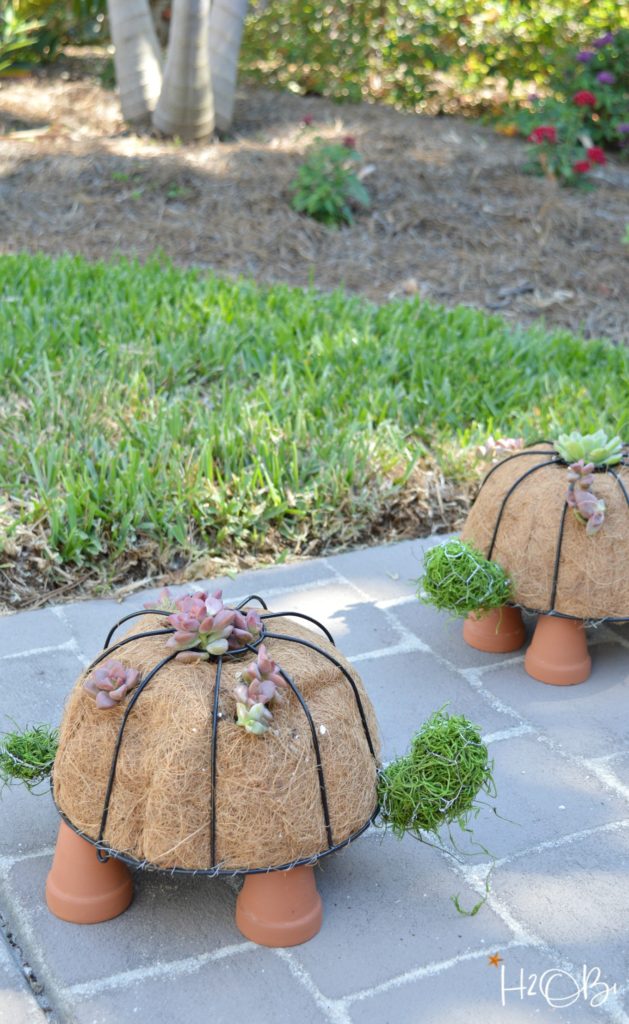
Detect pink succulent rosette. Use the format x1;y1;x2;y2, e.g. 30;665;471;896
165;590;263;660
84;659;140;710
234;644;288;735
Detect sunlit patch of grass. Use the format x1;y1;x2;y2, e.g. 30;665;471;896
0;252;627;604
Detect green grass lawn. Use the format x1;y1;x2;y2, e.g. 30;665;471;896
1;252;627;606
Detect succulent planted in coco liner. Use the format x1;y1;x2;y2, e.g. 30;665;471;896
83;660;140;710
554;430;623;467
165;590;263;659
234;644;288;736
566;460;606;535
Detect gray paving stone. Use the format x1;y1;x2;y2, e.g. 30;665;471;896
348;946;609;1023
0;785;59;857
0;935;47;1024
65;948;323;1024
491;826;629;983
253;582;394;657
0;855;241;988
0;609;70;659
325;539;429;601
53;601;133;662
291;832;512;1000
357;651;515;761
479;644;629;758
444;735;629;861
603;753;629;791
198;556;335;598
389;601;536;670
0;648;84;732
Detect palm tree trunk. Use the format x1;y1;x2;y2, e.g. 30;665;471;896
107;0;163;124
152;0;215;141
209;0;248;131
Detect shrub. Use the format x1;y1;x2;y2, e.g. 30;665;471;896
501;29;628;183
289;137;370;226
242;0;629;115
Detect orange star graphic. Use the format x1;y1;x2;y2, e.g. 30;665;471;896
488;953;503;968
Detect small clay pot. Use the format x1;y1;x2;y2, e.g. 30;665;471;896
463;606;526;654
46;822;133;924
235;865;322;947
524;615;591;686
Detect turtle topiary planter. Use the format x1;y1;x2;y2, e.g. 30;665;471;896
2;589;493;945
49;592;381;946
461;438;629;684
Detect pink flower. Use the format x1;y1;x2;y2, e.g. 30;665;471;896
84;659;140;710
586;146;606;165
573;90;597;107
572;159;591;174
342;135;357;149
302;115;314;126
528;125;557;144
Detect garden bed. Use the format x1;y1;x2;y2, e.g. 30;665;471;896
0;50;628;343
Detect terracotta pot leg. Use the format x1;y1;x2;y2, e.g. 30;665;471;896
235;866;322;947
524;615;591;686
462;605;526;654
46;822;133;924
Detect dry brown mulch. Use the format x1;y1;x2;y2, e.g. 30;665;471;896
1;51;628;342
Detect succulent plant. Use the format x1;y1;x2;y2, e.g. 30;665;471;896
566;460;606;535
555;430;623;467
478;436;525;459
165;591;263;657
229;608;263;648
235;701;274;736
143;587;178;611
166;590;235;656
234;645;287;735
84;659;140;709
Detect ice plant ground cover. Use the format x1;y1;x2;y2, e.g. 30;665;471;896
1;252;628;609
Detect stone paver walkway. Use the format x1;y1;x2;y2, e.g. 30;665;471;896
1;538;628;1024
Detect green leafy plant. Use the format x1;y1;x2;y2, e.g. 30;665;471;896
419;540;512;618
554;429;623;465
0;2;44;75
0;724;58;791
499;29;628;184
243;0;629;116
290;138;370;227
